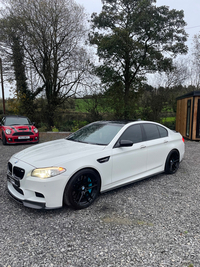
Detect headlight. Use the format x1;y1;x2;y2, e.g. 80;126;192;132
5;129;12;134
33;128;38;133
31;167;66;179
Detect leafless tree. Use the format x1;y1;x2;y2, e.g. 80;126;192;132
148;59;189;89
0;0;91;127
190;34;200;89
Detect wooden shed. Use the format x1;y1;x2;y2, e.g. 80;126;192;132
176;91;200;141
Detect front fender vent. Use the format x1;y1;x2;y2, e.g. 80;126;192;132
97;156;110;164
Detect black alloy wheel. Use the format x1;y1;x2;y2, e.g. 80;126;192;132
64;169;101;209
165;150;179;174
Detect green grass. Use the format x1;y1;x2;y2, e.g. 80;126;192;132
161;117;176;123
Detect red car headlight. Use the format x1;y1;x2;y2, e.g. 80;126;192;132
33;128;38;133
5;129;12;134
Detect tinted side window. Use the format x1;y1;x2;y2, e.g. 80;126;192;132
120;124;143;144
157;125;168;138
143;123;160;141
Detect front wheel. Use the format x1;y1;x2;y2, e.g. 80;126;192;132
2;132;7;145
165;150;179;174
64;169;101;209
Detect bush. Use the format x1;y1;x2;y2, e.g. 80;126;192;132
51;126;59;132
71;120;88;132
38;122;48;132
161;117;176;130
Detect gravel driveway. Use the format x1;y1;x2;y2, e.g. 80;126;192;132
0;138;200;267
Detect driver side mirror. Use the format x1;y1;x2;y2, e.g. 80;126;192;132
119;140;133;147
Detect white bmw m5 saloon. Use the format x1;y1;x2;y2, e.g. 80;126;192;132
7;120;185;209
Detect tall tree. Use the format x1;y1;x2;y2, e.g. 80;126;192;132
0;0;89;127
0;16;37;119
90;0;188;119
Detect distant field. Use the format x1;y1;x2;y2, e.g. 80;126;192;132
75;98;113;113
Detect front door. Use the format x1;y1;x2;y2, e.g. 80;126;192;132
111;124;147;185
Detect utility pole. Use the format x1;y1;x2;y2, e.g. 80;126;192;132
0;58;6;114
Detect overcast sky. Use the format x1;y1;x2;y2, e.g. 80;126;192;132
76;0;200;48
1;0;200;98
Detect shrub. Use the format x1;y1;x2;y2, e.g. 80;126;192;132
51;126;59;132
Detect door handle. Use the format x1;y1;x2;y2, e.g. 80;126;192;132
164;140;168;143
140;145;146;149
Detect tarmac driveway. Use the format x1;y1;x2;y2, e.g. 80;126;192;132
0;139;200;267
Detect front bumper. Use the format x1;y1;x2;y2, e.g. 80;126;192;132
5;134;39;144
7;158;69;209
7;176;67;209
7;185;46;209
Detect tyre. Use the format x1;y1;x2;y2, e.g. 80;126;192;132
165;150;179;174
2;132;7;145
64;169;101;209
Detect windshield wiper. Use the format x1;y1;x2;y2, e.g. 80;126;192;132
91;143;107;146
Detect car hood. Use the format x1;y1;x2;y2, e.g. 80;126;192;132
12;139;106;167
4;125;34;131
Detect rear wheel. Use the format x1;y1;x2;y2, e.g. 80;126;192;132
64;169;101;209
165;150;179;174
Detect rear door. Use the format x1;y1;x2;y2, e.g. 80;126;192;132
142;123;170;171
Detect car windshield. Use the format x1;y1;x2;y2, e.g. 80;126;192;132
67;122;124;145
5;117;31;126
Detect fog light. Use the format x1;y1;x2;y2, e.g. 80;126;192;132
8;138;12;141
35;137;38;140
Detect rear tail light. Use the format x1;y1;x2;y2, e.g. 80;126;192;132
182;137;185;143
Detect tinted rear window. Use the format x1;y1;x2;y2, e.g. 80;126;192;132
143;123;168;140
157;125;168;138
143;123;160;141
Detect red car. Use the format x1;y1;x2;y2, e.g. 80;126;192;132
0;115;39;145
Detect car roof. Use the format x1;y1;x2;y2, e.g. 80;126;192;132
93;120;136;125
91;120;168;129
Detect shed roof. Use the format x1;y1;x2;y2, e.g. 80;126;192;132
176;91;200;100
